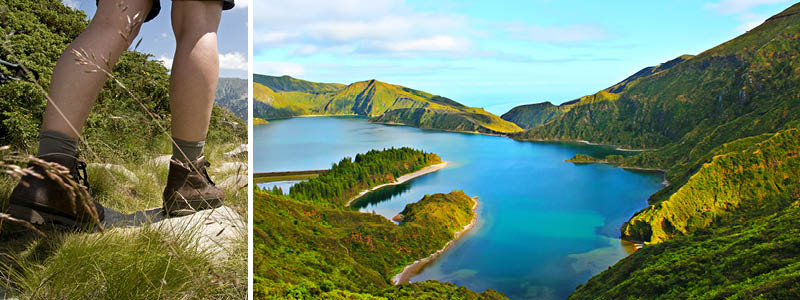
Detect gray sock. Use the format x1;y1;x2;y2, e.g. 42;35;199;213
37;130;78;157
171;137;205;163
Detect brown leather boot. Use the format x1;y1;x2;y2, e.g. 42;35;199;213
7;153;105;228
162;156;224;216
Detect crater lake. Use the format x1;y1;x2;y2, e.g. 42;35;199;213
254;116;664;300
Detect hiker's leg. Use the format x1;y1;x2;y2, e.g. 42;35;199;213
168;1;222;157
162;1;224;216
41;0;152;140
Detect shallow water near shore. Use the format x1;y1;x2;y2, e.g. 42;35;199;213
254;116;664;300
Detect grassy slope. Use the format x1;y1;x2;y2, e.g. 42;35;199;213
570;201;800;300
252;75;522;134
622;128;800;243
501;56;693;130
500;101;565;130
509;3;800;243
253;190;503;299
0;0;247;298
373;107;522;135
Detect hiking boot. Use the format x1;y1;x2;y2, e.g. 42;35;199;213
162;156;224;216
7;153;105;228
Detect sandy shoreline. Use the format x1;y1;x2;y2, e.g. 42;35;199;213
371;121;509;137
391;197;479;285
576;139;655;152
346;162;449;207
298;114;358;118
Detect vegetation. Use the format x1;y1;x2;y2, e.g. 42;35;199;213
566;154;624;164
0;0;247;298
500;101;565;129
373;107;522;135
254;74;345;93
622;128;800;243
253;186;498;299
510;3;800;179
570;201;800;300
505;3;800;243
253;75;522;134
289;147;441;206
253;148;501;298
2;225;247;299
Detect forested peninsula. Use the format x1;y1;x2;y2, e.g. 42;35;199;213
253;148;500;299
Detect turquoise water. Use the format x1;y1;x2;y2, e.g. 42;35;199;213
254;116;664;300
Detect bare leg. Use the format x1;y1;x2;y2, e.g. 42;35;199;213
41;0;152;139
169;1;222;143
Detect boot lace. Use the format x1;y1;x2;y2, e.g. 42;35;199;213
200;160;216;186
75;161;90;190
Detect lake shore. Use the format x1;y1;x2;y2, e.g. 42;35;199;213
370;121;509;137
346;162;449;207
298;114;358;118
391;196;479;285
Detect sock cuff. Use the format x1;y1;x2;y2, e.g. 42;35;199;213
37;130;79;157
172;137;205;148
40;130;78;142
171;136;205;163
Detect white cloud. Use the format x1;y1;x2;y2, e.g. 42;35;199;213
736;13;768;32
232;0;250;9
367;35;471;53
156;53;246;71
705;0;790;15
60;0;79;9
253;0;472;57
504;23;611;44
219;52;248;71
157;56;173;69
254;61;305;77
255;32;293;44
705;0;790;33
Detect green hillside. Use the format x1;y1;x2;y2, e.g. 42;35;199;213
252;75;522;134
253;148;503;298
254;74;345;93
253;148;503;299
500;55;694;130
511;3;800;162
507;3;800;243
253;190;503;299
570;200;800;300
500;101;565;129
374;107;522;135
622;128;800;243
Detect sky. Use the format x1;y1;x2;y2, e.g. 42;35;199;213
62;0;249;78
253;0;796;114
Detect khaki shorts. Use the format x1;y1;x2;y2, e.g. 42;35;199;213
96;0;235;23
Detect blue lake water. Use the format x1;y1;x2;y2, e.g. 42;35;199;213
253;116;664;300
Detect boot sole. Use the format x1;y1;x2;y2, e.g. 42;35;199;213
164;197;224;217
6;201;105;230
7;203;80;229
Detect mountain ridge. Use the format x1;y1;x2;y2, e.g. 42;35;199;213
253;75;522;134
